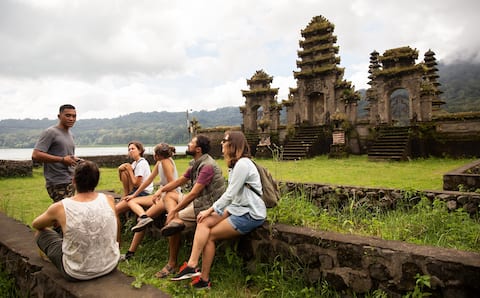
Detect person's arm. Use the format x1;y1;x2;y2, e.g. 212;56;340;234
32;149;77;167
159;176;188;194
127;161;160;199
172;182;206;212
32;202;64;231
132;159;151;188
214;159;250;211
105;194;121;244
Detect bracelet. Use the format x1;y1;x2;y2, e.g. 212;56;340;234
61;156;64;163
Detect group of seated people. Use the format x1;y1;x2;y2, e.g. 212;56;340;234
32;131;267;290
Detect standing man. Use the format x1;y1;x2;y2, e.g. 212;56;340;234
32;104;79;202
129;135;226;279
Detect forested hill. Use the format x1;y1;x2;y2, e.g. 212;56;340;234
1;61;479;148
437;61;480;112
0;107;242;148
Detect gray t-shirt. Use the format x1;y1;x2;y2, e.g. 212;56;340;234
34;126;75;187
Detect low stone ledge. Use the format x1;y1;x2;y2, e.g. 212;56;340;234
0;159;32;177
443;159;480;191
0;212;168;298
243;223;480;297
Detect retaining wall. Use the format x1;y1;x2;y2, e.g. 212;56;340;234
242;223;480;297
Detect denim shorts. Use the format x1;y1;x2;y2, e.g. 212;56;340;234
215;208;265;235
129;187;150;197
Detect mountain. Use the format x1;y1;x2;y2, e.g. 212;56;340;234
0;107;242;148
1;62;479;148
437;61;480;112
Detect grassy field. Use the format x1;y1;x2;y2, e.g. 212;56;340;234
0;155;476;228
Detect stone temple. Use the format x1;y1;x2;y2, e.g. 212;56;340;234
236;15;479;160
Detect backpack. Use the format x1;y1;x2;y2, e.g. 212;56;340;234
245;160;280;208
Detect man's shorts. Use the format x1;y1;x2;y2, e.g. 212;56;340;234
177;193;196;223
47;183;75;202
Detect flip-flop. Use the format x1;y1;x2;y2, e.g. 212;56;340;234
154;264;175;278
160;221;186;237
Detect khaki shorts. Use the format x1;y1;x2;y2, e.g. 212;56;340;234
177;193;196;224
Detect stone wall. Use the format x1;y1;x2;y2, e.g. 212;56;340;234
242;223;480;297
0;155;156;178
0;159;33;177
281;181;480;216
443;159;480;192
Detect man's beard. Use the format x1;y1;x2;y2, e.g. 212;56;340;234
186;149;194;156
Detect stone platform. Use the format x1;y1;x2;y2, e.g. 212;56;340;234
0;212;169;298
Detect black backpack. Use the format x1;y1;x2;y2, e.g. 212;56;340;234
245;160;280;208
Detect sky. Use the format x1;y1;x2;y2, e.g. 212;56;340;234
1;0;479;121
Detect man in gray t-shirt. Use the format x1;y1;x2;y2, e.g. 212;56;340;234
32;104;80;202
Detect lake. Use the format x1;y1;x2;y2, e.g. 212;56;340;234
0;146;188;161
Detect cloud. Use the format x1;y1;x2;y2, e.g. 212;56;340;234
0;0;478;120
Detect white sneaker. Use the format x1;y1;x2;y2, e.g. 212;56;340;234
131;216;154;233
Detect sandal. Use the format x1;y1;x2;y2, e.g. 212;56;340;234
155;264;175;279
160;221;186;237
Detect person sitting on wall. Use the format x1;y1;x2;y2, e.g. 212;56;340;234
170;131;266;289
130;135;226;279
118;141;153;197
116;143;181;260
32;160;120;281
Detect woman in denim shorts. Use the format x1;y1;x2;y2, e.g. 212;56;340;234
170;130;266;289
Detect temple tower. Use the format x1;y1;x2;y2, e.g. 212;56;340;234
283;15;359;127
240;70;280;144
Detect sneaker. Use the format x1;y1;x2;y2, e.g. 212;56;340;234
170;262;200;281
119;251;134;261
131;216;154;233
191;276;211;290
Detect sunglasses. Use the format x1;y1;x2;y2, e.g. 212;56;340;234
221;138;229;144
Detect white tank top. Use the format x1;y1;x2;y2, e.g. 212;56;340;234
159;158;181;193
62;193;120;280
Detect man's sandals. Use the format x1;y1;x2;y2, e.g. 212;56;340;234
155;264;176;278
160;221;185;237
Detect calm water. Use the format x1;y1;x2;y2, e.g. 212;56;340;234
0;146;187;161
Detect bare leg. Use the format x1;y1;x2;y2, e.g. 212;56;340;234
145;199;167;218
162;192;183;224
199;219;239;281
127;195;155;217
119;169;133;196
128;230;145;253
115;199;130;215
167;233;181;269
187;213;225;267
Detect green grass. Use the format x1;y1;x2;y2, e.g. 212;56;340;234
2;155;474;225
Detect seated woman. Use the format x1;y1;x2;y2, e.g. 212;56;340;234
32;160;120;281
170;131;266;289
118;141;153;197
116;143;181;260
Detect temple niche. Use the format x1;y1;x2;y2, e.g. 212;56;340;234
240;70;281;146
366;46;443;126
283;15;360;127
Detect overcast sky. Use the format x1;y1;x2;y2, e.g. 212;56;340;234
0;0;478;120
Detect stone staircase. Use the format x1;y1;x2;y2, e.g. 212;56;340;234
368;126;410;161
282;126;326;160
